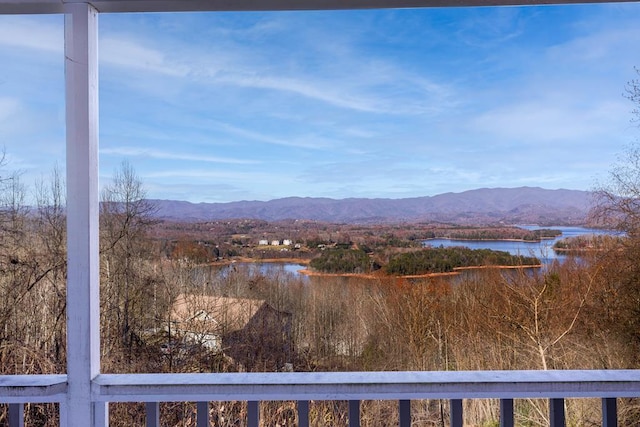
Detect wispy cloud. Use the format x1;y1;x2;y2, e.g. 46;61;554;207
144;168;282;184
144;181;254;203
97;14;456;117
0;16;62;53
0;97;20;123
454;7;527;48
221;71;447;116
100;36;191;77
100;147;260;165
469;99;630;144
212;121;329;150
546;20;640;65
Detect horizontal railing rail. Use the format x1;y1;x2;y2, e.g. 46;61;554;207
0;374;67;427
93;370;640;402
2;370;640;426
0;375;67;403
94;370;640;427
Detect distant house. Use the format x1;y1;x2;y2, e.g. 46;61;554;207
258;239;269;246
170;294;292;371
282;239;292;246
271;240;280;246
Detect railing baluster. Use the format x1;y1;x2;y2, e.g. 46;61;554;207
348;400;360;427
602;398;617;427
500;398;514;427
146;402;160;427
450;399;463;427
94;402;108;427
8;403;24;427
549;398;565;427
197;401;209;427
248;401;259;427
399;399;411;427
59;401;68;427
297;400;309;427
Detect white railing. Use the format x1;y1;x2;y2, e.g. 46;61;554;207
2;370;639;426
0;374;66;426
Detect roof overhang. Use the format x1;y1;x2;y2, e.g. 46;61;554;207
1;0;638;14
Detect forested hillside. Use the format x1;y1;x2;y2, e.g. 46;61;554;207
149;186;592;225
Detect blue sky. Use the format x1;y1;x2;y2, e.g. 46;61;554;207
0;3;639;203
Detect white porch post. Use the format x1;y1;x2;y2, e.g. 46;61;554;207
65;3;103;426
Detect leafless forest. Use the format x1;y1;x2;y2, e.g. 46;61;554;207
3;156;640;426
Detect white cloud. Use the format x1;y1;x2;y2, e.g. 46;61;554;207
547;26;640;65
97;15;455;116
143;168;282;184
0;16;62;53
3;13;453;119
144;181;253;203
100;147;259;165
213;121;328;149
221;74;385;113
213;63;455;116
470;99;629;144
0;97;20;122
100;36;190;76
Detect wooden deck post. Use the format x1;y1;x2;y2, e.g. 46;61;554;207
65;3;103;426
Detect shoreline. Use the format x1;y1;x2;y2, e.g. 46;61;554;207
424;237;549;243
298;264;542;279
204;257;542;280
205;257;311;267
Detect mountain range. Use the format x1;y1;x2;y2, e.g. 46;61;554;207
149;187;594;225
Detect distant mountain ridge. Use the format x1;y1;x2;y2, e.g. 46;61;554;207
148;187;594;225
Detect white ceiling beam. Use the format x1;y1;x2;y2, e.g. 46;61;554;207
0;0;638;14
77;0;640;13
83;0;640;13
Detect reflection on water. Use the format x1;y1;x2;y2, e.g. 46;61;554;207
423;226;614;264
199;262;309;282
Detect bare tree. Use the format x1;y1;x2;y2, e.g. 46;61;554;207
591;143;640;236
625;67;640;124
591;70;640;235
0;158;67;391
100;161;159;360
492;265;596;371
32;165;68;363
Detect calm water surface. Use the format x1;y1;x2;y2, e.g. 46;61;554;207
423;226;614;264
201;262;307;281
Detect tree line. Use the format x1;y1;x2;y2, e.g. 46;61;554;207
309;245;539;275
385;246;540;275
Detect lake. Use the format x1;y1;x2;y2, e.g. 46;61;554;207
422;226;614;264
203;226;615;281
200;261;308;282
